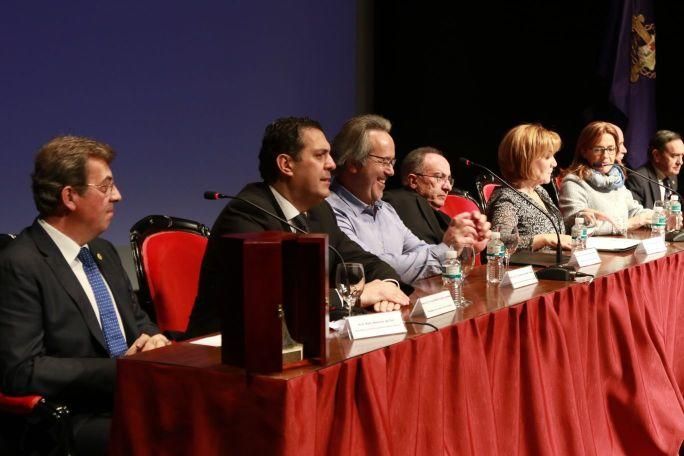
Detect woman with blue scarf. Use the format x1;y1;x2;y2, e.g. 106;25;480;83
559;121;652;235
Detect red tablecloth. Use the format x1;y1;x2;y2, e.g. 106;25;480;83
110;253;684;455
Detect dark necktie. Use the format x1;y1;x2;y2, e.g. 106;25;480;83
291;213;310;233
77;247;128;357
663;178;673;200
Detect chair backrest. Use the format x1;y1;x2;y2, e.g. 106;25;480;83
0;233;15;251
440;191;482;218
130;215;210;334
475;174;500;210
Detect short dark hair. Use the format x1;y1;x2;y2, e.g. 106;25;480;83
32;135;115;217
400;146;444;186
258;117;324;184
649;130;682;156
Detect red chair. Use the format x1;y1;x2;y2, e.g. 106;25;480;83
440;191;482;218
0;233;72;455
475;174;500;209
130;215;210;336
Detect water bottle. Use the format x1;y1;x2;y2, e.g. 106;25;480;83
442;250;462;305
667;195;682;231
651;200;666;237
570;217;587;251
486;232;505;284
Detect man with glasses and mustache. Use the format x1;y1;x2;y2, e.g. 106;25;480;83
0;136;168;455
383;146;458;245
327;115;490;285
625;130;684;208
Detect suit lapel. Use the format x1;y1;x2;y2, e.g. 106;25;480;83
647;165;661;206
246;183;293;231
416;195;443;240
29;223;108;351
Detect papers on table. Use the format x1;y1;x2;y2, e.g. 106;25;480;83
585;237;640;252
190;334;222;347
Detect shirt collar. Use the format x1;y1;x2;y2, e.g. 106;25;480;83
37;218;85;264
330;180;383;216
269;185;302;222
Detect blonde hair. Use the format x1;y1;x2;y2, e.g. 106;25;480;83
498;124;561;185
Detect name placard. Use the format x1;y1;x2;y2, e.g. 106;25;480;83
567;248;601;268
345;311;407;340
409;290;457;319
500;265;538;289
635;236;667;255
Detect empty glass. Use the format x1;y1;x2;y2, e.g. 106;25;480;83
335;263;366;316
495;225;520;269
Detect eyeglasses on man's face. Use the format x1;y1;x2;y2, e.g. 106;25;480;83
591;146;617;155
367;154;396;168
415;173;454;186
84;179;117;196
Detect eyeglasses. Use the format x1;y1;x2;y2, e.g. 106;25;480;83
591;146;617;155
367;154;396;167
415;173;454;186
85;180;117;196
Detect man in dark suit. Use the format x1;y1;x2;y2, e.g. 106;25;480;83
626;130;684;209
187;117;409;337
0;136;169;455
383;147;454;244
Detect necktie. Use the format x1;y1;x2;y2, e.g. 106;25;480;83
663;178;673;200
291;213;310;233
77;247;128;357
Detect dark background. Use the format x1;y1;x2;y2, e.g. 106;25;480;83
373;1;684;197
2;1;682;243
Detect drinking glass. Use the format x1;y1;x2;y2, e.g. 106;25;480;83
495;225;520;269
454;244;476;307
335;263;366;316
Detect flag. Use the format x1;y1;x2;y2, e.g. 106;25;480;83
604;0;656;167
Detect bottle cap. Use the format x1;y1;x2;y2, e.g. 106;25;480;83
574;217;584;225
671;195;679;201
445;250;458;259
491;232;501;239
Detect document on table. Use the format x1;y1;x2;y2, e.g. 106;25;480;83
586;237;640;252
190;334;222;347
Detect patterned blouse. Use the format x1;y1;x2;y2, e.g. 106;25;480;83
486;186;566;251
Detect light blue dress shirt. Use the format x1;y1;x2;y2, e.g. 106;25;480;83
327;182;449;284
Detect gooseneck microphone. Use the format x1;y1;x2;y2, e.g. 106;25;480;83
459;158;573;281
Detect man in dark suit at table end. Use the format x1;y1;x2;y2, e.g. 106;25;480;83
383;146;455;245
186;116;409;338
0;136;169;455
625;129;684;209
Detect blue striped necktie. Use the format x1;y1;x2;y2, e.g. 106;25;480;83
77;247;128;357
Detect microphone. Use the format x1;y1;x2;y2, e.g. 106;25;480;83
459;158;572;281
204;191;366;317
621;166;684;241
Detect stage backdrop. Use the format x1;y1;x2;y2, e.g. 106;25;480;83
0;1;356;244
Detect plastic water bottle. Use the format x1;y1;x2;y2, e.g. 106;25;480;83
667;195;682;231
651;201;666;237
442;250;462;305
486;232;505;284
570;217;587;251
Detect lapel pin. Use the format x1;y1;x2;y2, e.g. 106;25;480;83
96;253;103;261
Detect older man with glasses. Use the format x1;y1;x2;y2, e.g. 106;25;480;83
326;115;490;285
382;146;462;245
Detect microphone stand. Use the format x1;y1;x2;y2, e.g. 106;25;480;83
459;159;573;281
623;166;684;242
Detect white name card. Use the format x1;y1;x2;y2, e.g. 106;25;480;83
345;310;407;340
409;290;457;319
635;236;667;255
567;248;601;268
500;265;538;289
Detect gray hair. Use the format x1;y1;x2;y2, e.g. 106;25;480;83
332;114;391;168
400;146;444;186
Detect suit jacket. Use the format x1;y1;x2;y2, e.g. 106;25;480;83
625;162;678;209
382;187;450;245
0;221;158;411
186;182;400;337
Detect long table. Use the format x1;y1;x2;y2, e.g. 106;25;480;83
109;234;684;455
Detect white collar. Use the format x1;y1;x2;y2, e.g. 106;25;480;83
37;218;86;264
269;185;302;222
